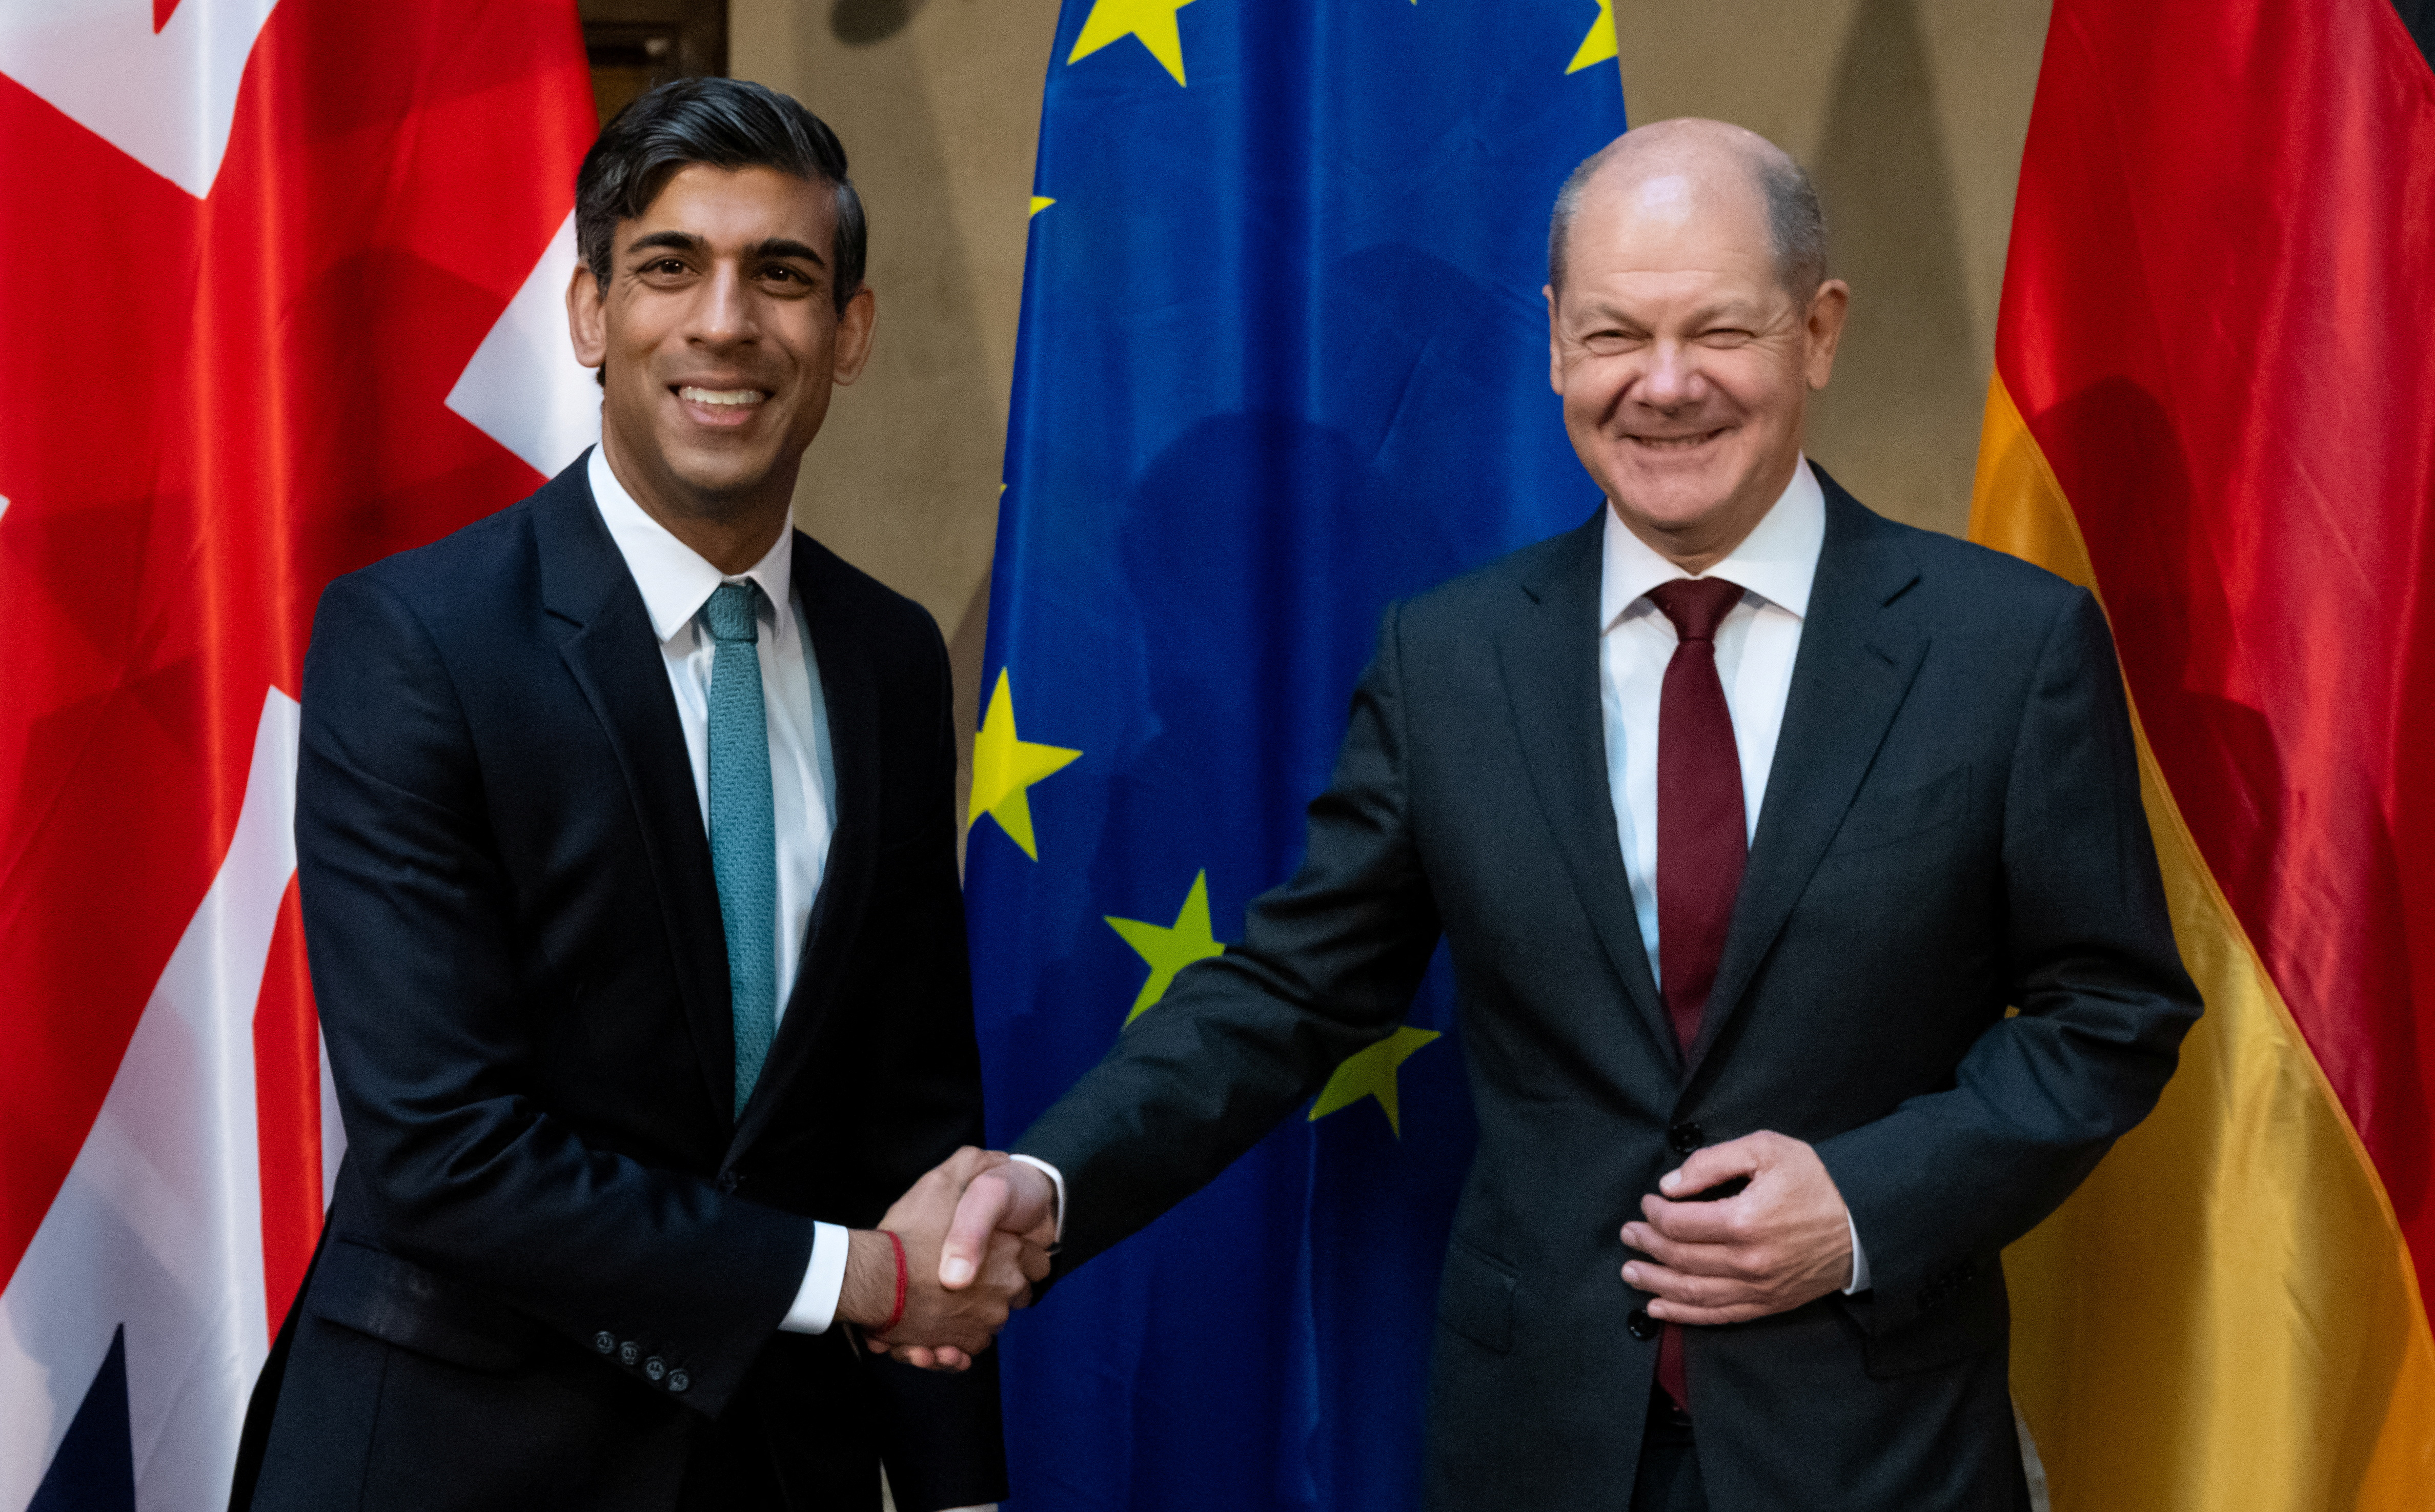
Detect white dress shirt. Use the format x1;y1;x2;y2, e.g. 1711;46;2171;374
597;452;999;1510
587;447;854;1333
1597;456;1868;1293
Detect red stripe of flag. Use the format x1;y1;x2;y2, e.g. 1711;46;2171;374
1997;0;2435;1303
0;0;593;1295
252;878;321;1338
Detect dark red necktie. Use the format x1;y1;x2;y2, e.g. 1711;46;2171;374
1646;577;1749;1413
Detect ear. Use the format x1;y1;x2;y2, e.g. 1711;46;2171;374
830;284;877;386
566;264;607;373
1545;284;1565;396
1803;278;1850;391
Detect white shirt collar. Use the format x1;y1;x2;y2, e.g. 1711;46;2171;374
1598;455;1827;630
587;444;794;645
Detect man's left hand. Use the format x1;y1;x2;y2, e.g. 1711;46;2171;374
1619;1130;1853;1325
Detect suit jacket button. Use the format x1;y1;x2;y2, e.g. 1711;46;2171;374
1668;1121;1705;1155
1626;1308;1658;1341
619;1341;640;1366
593;1331;615;1355
667;1370;691;1394
645;1357;666;1382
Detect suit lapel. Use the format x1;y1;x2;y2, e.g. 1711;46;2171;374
534;463;737;1131
1688;470;1928;1075
1499;514;1678;1066
731;533;882;1156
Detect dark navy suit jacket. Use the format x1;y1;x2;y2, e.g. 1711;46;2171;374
233;458;1003;1512
1017;467;2201;1510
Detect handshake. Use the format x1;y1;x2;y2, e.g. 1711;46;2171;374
836;1148;1062;1373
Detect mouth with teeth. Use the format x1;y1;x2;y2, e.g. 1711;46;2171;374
1627;428;1729;452
674;385;770;427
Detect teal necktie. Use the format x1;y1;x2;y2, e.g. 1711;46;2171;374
703;581;776;1117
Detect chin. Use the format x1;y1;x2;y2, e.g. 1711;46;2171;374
1610;469;1740;529
653;422;775;480
668;449;780;500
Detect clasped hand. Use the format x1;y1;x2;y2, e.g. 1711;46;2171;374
1619;1130;1855;1325
852;1133;1846;1367
845;1148;1057;1373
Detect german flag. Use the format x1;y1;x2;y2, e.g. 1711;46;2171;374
1971;0;2435;1504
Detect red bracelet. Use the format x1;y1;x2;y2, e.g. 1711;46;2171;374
879;1229;907;1335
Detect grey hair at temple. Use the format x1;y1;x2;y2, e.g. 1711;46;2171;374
1545;129;1829;304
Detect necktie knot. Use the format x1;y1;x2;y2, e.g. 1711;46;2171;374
1648;577;1743;644
704;581;762;645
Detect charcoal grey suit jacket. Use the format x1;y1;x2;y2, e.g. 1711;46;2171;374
1016;466;2200;1510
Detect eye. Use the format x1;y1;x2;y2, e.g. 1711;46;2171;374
758;264;821;294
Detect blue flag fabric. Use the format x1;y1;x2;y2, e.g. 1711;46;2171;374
969;5;1627;1508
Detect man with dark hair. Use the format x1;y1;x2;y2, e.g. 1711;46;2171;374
231;78;1032;1512
573;77;870;354
938;118;2200;1509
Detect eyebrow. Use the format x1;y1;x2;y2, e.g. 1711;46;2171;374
625;230;704;261
745;237;826;267
1572;297;1764;328
623;231;828;268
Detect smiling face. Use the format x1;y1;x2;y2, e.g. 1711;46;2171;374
1548;150;1846;570
568;162;874;533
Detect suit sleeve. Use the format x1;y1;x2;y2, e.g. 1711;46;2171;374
1016;602;1446;1269
1814;587;2202;1332
297;572;812;1417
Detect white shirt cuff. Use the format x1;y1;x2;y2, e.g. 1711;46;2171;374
778;1221;849;1334
1008;1154;1066;1243
1842;1210;1871;1295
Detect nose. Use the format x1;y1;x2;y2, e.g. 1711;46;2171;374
690;261;758;348
1637;339;1701;410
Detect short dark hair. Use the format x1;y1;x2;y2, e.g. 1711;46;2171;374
575;77;867;315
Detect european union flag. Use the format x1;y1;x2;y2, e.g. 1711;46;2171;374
969;5;1627;1507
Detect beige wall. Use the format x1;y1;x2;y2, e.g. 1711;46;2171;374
1618;0;2053;534
730;0;1063;818
730;0;2053;785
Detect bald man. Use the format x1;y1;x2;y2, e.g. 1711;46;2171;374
934;121;2199;1510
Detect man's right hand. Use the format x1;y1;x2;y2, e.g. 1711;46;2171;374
870;1153;1061;1371
838;1148;1050;1371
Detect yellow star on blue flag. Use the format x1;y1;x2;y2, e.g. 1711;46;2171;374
1309;1026;1441;1137
968;668;1081;860
1567;0;1617;74
1105;870;1227;1023
1068;0;1197;87
966;0;1625;1495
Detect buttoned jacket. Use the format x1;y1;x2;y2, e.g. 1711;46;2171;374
233;460;1002;1512
1018;468;2200;1511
